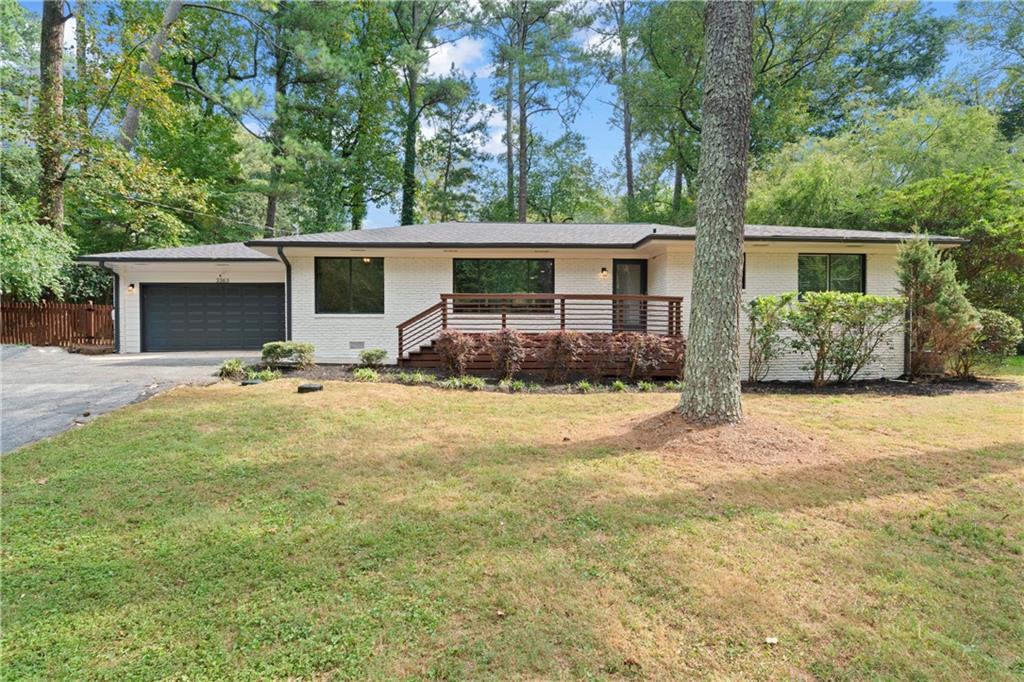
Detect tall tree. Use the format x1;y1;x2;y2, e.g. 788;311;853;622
37;0;68;230
393;0;454;225
679;0;755;425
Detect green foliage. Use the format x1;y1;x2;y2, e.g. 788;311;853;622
953;309;1024;379
635;380;655;392
610;380;628;393
358;348;388;368
437;375;486;391
245;367;281;382
745;293;797;382
485;328;527;381
435;330;476;377
664;380;684;391
785;292;906;386
395;371;436;386
897;239;980;377
261;341;316;369
526;133;606;222
574;380;594;394
498;379;527;393
352;367;379;383
0;192;74;301
218;358;247;380
541;330;586;383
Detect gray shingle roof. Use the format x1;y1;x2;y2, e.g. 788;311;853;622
246;222;964;248
78;223;963;262
77;242;276;262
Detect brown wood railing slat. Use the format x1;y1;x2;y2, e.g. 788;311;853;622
1;300;113;347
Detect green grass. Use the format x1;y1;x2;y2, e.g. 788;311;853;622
989;354;1024;376
3;380;1022;680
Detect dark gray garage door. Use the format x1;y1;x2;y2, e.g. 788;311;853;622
141;283;285;352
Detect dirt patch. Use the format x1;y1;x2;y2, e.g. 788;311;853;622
595;410;838;466
742;377;1019;396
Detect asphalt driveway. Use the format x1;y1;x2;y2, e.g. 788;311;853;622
1;346;259;453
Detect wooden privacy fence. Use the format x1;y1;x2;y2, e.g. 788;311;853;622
1;300;114;347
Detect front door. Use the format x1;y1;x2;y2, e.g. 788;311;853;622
613;259;647;331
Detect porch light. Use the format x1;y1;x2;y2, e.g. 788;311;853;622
600;267;608;279
127;283;136;294
362;257;372;263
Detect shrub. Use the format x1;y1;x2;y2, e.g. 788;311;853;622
664;380;684;391
610;379;628;392
499;379;527;393
358;348;387;368
261;341;316;369
786;291;906;387
585;333;618;381
574;380;593;393
897;238;979;377
745;293;796;382
245;367;281;382
485;328;527;381
622;333;668;380
953;309;1024;378
636;380;656;392
435;330;476;376
541;330;587;383
352;367;379;382
218;358;246;380
395;371;435;385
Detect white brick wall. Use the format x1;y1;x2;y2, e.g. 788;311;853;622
112;245;907;380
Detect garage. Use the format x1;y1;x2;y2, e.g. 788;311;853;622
141;283;285;352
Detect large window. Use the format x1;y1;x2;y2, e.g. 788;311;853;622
315;257;384;314
454;259;555;294
798;254;865;293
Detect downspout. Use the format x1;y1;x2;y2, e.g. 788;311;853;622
276;246;292;340
97;261;120;352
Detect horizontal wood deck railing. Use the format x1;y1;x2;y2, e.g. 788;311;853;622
397;293;683;358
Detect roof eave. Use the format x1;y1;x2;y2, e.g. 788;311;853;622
76;256;277;264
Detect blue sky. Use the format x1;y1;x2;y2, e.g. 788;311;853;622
21;1;968;228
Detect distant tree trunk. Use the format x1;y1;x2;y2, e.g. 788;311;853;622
264;26;288;238
671;157;683;217
614;0;635;219
399;2;420;226
75;0;88;130
118;0;183;152
38;0;66;231
516;49;528;222
678;0;754;425
504;59;515;219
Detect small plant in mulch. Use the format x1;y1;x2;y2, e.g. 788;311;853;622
262;341;316;369
610;379;628;392
218;358;246;380
636;380;656;392
395;370;435;386
245;367;281;382
574;380;594;394
352;367;379;382
358;348;387;368
438;375;487;391
498;379;528;393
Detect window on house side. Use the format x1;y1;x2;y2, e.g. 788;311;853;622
315;257;384;314
797;254;865;293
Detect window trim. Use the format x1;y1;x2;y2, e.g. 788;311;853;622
314;256;385;315
797;253;866;294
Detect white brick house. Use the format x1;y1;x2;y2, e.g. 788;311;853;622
79;223;962;381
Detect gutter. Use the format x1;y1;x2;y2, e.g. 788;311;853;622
277;246;292;340
96;261;120;352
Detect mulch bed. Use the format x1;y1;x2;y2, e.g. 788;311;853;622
281;364;1019;396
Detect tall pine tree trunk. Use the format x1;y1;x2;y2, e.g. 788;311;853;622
678;0;754;425
264;24;288;238
38;0;66;230
119;0;183;152
504;60;515;219
399;1;420;226
516;52;528;222
75;0;88;130
614;0;635;219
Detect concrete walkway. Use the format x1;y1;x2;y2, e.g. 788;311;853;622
1;346;259;453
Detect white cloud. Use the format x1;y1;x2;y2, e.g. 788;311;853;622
425;37;491;78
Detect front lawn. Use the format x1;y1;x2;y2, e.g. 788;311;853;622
3;376;1022;679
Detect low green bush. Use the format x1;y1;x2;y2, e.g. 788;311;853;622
636;380;656;392
218;358;246;380
261;341;316;369
574;380;593;393
664;380;684;391
352;367;379;382
953;308;1024;378
358;348;387;368
610;379;628;392
395;371;435;385
499;379;527;393
746;293;796;382
437;375;487;391
245;367;281;382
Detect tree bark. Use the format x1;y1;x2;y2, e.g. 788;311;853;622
614;0;635;219
75;0;88;130
678;0;754;425
399;1;420;226
504;58;515;220
38;0;66;231
264;22;288;238
671;156;683;218
118;0;183;152
516;43;528;222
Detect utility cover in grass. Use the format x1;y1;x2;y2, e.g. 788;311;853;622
298;383;323;393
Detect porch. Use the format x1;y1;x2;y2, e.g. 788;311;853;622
396;293;685;378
